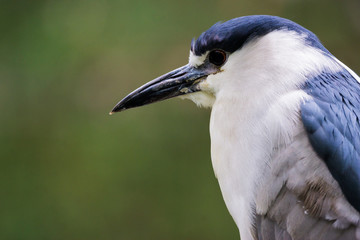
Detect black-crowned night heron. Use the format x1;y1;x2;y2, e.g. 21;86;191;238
110;15;360;240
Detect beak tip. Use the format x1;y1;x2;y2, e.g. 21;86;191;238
110;103;127;115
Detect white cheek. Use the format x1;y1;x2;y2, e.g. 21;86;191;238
201;72;223;94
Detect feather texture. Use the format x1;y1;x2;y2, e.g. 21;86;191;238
301;69;360;212
255;124;360;240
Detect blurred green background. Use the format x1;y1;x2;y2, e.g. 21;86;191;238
1;0;359;239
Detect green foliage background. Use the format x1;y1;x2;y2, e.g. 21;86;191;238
1;0;359;239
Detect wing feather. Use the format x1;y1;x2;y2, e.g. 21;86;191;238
254;121;360;239
301;68;360;212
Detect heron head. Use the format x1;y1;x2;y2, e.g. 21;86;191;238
110;15;325;114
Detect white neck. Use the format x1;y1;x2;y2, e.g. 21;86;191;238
186;30;343;239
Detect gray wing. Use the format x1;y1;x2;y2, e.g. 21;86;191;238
253;125;360;240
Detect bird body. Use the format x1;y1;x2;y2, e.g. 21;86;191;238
111;16;360;239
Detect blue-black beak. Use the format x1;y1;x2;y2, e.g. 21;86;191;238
110;64;211;114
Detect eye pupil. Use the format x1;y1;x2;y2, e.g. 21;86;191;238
209;50;226;66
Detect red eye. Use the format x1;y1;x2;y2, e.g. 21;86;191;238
209;50;227;66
